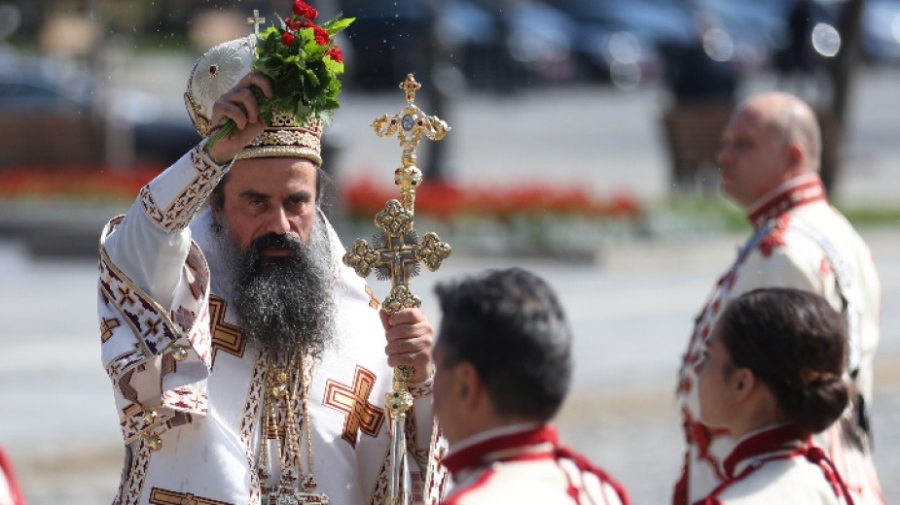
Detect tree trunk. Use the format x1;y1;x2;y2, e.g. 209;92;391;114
822;0;865;193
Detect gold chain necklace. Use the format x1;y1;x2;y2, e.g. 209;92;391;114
257;351;329;505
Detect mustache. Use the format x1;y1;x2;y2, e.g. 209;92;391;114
252;233;303;252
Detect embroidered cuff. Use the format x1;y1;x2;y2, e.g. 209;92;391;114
408;374;434;399
140;143;232;233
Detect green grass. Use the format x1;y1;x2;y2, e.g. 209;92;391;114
649;195;750;234
835;204;900;228
649;195;900;234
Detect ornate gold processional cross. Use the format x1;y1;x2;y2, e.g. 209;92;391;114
342;74;451;505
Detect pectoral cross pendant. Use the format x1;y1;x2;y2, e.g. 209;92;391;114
266;474;330;505
267;487;330;505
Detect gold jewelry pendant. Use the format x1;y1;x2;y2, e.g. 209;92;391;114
266;473;329;505
295;475;330;505
267;487;330;505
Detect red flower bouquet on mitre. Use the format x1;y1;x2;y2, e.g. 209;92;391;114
206;0;353;149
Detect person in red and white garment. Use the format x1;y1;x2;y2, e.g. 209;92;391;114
0;445;25;505
431;268;631;505
693;288;857;505
96;35;448;505
674;92;884;505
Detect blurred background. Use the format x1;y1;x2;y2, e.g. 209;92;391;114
1;0;899;187
0;1;899;504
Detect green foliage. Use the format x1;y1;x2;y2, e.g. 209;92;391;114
653;195;900;234
655;195;749;233
834;204;900;227
206;6;353;149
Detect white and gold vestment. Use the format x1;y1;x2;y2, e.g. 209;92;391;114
97;146;447;505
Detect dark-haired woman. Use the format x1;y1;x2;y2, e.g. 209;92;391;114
693;288;857;505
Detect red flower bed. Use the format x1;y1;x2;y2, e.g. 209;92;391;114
0;166;164;200
341;177;642;223
0;168;643;223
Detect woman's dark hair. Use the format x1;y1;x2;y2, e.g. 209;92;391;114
719;288;849;434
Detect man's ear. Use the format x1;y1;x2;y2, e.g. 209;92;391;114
785;142;806;173
455;362;483;413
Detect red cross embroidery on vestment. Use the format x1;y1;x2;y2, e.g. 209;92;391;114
323;365;386;448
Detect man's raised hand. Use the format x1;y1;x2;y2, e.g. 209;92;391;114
205;71;273;164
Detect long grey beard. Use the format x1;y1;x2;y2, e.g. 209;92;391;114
213;217;336;361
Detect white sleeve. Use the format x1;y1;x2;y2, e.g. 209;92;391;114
104;144;232;308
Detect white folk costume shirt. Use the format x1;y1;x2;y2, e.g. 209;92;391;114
675;174;884;505
693;425;854;505
0;446;24;505
440;424;630;505
97;146;449;505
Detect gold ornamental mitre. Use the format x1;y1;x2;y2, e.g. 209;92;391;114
342;74;452;314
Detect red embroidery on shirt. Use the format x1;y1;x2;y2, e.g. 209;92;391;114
820;257;833;276
758;214;791;257
748;176;826;229
678;375;693;395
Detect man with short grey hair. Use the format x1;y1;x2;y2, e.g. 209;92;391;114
674;92;884;505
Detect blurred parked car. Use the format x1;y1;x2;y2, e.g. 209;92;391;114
691;0;789;74
857;0;900;63
443;0;577;88
545;0;698;88
0;54;200;168
697;0;900;71
338;0;431;91
339;0;576;91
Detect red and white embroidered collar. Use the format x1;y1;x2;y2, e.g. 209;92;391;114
441;424;558;478
746;174;827;230
722;424;807;478
716;424;854;504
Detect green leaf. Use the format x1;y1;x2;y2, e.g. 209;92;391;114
323;56;343;75
241;11;352;127
321;15;354;33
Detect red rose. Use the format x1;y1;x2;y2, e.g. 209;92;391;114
281;31;296;46
293;1;318;20
292;0;307;17
291;19;303;30
313;25;329;45
326;46;343;63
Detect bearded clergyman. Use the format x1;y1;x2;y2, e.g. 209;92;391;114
96;20;447;505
